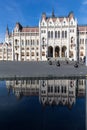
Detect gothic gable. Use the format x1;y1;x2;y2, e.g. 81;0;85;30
55;18;61;26
48;18;54;27
41;18;47;27
62;17;68;26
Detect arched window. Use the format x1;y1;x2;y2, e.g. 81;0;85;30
82;39;84;44
48;31;50;38
33;40;34;45
28;40;29;45
26;40;27;45
65;31;67;38
62;31;64;38
42;37;45;49
15;39;17;45
36;40;38;45
61;86;63;93
71;37;73;43
55;86;57;92
55;31;57;38
51;86;53;92
80;52;84;56
58;31;60;38
51;31;53;38
21;40;24;46
58;86;60;93
31;40;32;45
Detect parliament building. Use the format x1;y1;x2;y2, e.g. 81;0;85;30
0;11;87;61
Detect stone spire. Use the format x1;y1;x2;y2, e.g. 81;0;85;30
52;9;55;18
5;25;9;43
6;25;9;36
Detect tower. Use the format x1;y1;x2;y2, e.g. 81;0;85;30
5;25;9;43
52;9;55;18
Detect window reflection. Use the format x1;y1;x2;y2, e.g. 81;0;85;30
6;79;85;109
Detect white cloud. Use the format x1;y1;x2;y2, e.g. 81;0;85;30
82;1;87;5
79;1;87;15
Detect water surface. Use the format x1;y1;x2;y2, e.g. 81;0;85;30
0;78;86;130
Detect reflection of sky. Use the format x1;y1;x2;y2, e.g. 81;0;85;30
0;81;6;87
0;80;86;130
0;81;18;108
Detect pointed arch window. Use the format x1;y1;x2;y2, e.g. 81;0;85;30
62;31;64;38
51;31;53;39
31;40;32;45
48;31;50;38
55;31;57;38
58;31;60;38
33;40;34;45
37;40;39;45
65;31;67;38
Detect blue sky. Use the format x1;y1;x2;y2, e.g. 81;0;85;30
0;0;87;42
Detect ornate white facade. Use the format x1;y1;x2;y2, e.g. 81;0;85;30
0;11;87;61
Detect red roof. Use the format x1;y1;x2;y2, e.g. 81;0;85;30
78;26;87;31
46;17;69;23
22;27;39;33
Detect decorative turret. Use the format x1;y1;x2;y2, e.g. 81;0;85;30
68;11;74;20
42;12;46;20
14;22;22;32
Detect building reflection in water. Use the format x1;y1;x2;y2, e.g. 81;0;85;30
6;79;85;109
